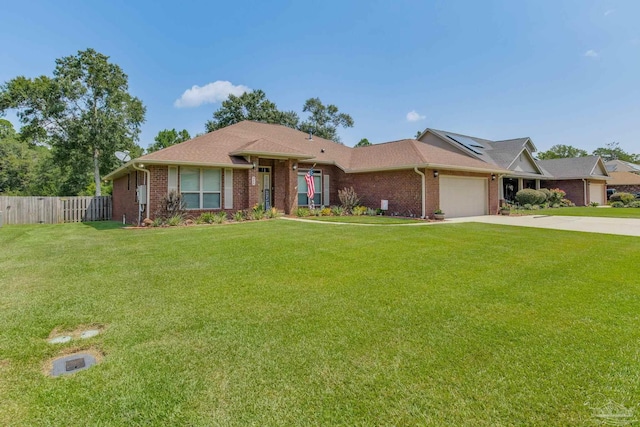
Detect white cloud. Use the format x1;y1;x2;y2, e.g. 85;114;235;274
174;80;250;108
406;110;426;122
584;50;599;58
604;9;615;16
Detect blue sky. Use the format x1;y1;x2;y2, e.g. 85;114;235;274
1;0;638;153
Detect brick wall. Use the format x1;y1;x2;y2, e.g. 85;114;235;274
112;170;144;224
148;165;168;217
296;165;498;218
115;161;500;222
541;179;585;206
234;169;249;211
113;165;253;223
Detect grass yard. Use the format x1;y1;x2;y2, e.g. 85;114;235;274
1;220;639;426
297;215;424;224
517;206;640;219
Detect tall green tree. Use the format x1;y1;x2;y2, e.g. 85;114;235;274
0;119;56;195
298;97;354;143
147;128;191;153
205;89;298;132
537;144;588;160
0;48;145;196
592;142;639;163
354;138;371;147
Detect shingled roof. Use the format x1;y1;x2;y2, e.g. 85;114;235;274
105;121;508;180
537;156;609;180
605;160;640;173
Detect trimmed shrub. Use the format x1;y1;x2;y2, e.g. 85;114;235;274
330;205;344;216
366;208;377;216
295;207;310;217
523;203;532;210
538;188;551;201
166;214;182;226
352;206;367;216
151;218;163;227
233;211;245;222
628;201;640;208
213;212;227;224
611;201;625;208
516;189;545;206
609;192;635;205
198;212;216;224
589;201;599;207
338;187;360;213
320;207;332;216
560;199;574;207
266;207;278;219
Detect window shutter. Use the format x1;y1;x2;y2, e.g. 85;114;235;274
168;166;178;193
323;175;330;205
224;168;233;209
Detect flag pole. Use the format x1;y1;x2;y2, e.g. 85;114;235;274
306;163;317;210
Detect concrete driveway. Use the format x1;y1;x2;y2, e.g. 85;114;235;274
448;215;640;237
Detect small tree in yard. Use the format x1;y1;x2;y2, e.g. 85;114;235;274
338;187;360;214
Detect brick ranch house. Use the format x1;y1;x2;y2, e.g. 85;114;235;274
105;121;609;224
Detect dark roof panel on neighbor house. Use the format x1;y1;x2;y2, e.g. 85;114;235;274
537;155;608;179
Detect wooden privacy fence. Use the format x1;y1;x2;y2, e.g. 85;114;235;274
0;196;112;225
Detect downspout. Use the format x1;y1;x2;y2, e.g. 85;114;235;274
582;179;587;206
414;167;426;219
132;162;151;222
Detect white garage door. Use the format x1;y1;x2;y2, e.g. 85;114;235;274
439;176;488;218
589;183;605;205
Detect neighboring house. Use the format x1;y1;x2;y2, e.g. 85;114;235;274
416;129;610;206
605;159;640;174
606;171;640;194
105;121;610;224
605;160;640;195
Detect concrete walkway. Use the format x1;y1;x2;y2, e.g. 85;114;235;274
447;215;640;237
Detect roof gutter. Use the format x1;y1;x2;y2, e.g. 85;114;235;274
345;163;508;174
414;167;426;219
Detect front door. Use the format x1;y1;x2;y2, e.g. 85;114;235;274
258;167;271;209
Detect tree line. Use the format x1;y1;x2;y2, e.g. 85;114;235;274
537;142;639;163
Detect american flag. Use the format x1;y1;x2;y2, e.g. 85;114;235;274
304;168;315;200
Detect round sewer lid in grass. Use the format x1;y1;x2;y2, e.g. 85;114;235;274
51;353;97;377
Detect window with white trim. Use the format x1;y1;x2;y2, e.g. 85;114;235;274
180;167;221;209
297;170;322;206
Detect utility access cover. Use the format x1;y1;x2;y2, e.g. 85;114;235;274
51;354;96;377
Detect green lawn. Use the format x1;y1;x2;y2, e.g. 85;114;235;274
299;215;424;224
1;220;639;426
517;206;640;218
